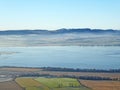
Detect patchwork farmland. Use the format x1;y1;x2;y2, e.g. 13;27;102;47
15;77;90;90
0;67;119;90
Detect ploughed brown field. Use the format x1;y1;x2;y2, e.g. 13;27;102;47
0;81;23;90
80;80;120;90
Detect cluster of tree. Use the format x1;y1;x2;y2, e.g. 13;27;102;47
78;76;113;80
61;75;119;81
42;67;120;73
19;73;48;77
19;73;56;78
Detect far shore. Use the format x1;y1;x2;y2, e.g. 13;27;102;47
0;66;120;73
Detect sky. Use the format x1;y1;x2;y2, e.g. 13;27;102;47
0;0;120;30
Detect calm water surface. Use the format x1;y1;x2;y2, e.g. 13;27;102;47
0;46;120;69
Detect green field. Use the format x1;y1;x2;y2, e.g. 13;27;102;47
35;78;80;88
55;87;90;90
16;77;90;90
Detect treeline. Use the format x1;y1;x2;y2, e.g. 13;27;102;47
19;73;52;77
18;73;120;81
62;75;119;81
78;76;118;81
42;67;120;73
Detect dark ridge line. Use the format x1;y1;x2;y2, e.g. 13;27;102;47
0;28;120;35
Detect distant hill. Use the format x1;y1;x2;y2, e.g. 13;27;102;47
0;28;120;46
0;28;120;35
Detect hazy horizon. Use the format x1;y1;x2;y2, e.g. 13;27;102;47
0;28;120;31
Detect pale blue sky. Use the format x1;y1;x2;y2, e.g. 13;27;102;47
0;0;120;30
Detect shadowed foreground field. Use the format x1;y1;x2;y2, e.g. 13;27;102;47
0;81;23;90
80;80;120;90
